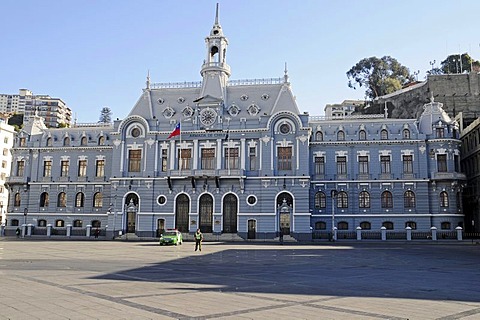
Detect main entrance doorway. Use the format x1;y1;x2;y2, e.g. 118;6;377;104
199;194;213;233
223;193;238;233
277;192;293;236
125;193;139;234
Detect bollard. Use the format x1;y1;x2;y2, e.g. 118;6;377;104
86;225;92;237
27;224;33;237
47;224;52;237
21;224;27;238
455;226;463;241
381;226;387;241
406;226;412;241
356;226;362;240
66;224;72;237
333;227;337;241
431;226;437;241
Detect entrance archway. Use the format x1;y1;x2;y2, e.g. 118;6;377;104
277;192;293;235
223;193;238;233
125;193;139;234
199;194;213;233
175;194;189;232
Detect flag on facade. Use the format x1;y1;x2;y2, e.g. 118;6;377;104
168;122;181;139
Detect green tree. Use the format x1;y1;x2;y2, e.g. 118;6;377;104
347;56;414;100
99;106;112;123
440;53;480;74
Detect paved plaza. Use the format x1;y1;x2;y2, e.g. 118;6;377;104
0;239;479;320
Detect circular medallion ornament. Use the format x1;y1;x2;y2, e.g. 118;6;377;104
200;108;217;126
162;107;175;119
157;98;165;105
182;106;194;118
247;104;260;116
280;123;291;134
228;104;240;117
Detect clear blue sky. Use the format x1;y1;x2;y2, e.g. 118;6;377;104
1;0;479;123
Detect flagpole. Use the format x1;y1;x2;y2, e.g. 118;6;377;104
179;121;182;176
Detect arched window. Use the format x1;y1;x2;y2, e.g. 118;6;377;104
38;219;47;227
63;137;70;146
55;219;65;227
359;130;367;140
359;191;370;208
75;192;85;207
73;220;83;227
337;191;348;208
175;194;189;233
337;221;348;230
98;136;105;145
46;137;53;147
441;221;451;230
402;129;410;139
315;131;323;141
314;191;326;209
57;192;67;207
380;129;388;140
337;130;345;141
92;220;101;228
440;191;449;207
404;190;415;208
40;192;49;207
81;136;87;146
405;221;417;229
381;191;393;208
93;192;103;208
14;192;21;207
360;221;371;230
314;221;326;230
382;221;394;230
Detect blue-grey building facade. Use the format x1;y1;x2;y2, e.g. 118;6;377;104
4;9;466;240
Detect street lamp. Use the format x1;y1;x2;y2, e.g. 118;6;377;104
331;189;337;241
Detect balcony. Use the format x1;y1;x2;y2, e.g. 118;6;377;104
218;169;244;177
431;172;467;181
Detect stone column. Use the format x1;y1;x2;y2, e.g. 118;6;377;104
356;226;362;240
406;226;412;241
431;226;437;241
381;226;387;241
455;226;463;241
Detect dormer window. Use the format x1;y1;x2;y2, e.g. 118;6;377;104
359;130;366;141
315;131;323;141
337;131;345;141
380;129;388;140
63;137;70;146
402;129;410;139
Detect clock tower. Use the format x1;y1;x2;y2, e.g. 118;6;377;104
195;4;230;129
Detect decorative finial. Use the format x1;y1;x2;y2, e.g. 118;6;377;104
146;70;151;90
284;62;289;83
215;3;219;25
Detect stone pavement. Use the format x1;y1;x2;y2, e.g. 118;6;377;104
0;239;479;320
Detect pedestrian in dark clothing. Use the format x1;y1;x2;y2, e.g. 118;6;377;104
279;229;284;245
15;227;20;238
94;228;100;239
194;228;203;251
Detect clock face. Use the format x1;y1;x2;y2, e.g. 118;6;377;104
200;108;217;126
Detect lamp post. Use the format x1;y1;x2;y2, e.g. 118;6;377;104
331;189;337;241
23;208;28;238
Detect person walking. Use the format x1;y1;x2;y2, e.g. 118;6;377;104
194;228;203;251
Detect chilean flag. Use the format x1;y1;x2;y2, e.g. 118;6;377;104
167;122;181;139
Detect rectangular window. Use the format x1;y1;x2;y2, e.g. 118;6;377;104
1;161;6;168
336;156;347;175
380;156;391;174
314;156;325;175
278;147;292;170
61;160;69;177
437;154;447;172
161;149;168;172
454;154;459;172
3;137;8;144
436;128;444;138
19;137;26;147
16;160;25;176
44;160;52;177
201;148;215;170
3;148;8;156
403;155;413;174
96;160;105;177
249;147;257;171
128;150;141;172
225;147;239;170
179;149;192;170
358;156;369;174
78;160;87;177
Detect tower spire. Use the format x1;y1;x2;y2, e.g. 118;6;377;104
284;62;289;83
215;3;219;25
146;70;151;90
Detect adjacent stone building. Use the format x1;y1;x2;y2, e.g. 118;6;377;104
3;7;467;240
